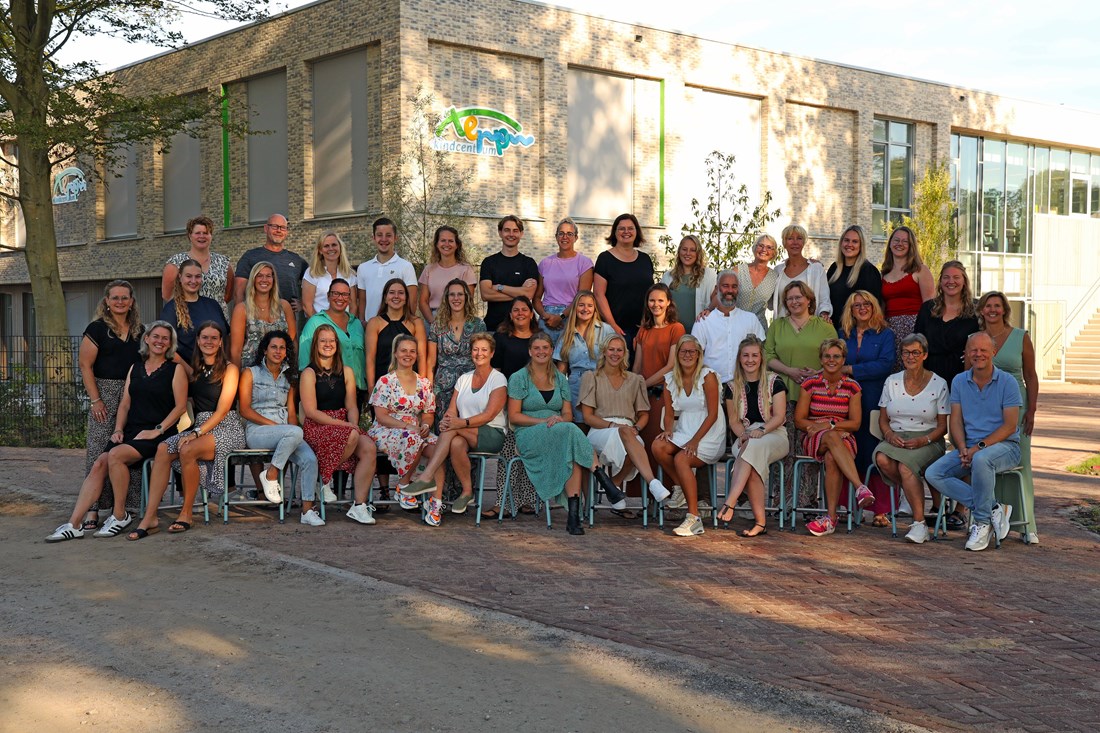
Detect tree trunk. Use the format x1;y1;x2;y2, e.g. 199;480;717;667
19;150;69;338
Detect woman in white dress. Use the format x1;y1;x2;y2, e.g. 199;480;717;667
651;334;727;537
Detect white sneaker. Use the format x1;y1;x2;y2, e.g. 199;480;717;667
673;513;704;536
300;508;326;526
93;513;132;538
45;523;84;542
648;479;671;503
258;468;283;503
666;486;686;508
897;495;913;517
965;522;993;551
992;503;1012;541
905;521;930;544
321;482;338;503
1025;532;1040;545
346;502;376;525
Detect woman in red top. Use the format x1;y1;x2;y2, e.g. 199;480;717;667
880;226;934;362
796;338;874;537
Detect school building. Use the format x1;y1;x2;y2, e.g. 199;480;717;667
1;0;1098;379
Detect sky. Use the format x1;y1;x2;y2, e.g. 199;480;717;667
59;0;1100;113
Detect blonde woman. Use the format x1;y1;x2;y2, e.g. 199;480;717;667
914;260;979;386
580;333;670;510
737;234;780;329
661;234;717;328
161;215;233;319
772;223;831;320
302;231;356;317
827;225;882;316
553;290;615;423
230;261;296;367
652;334;727;537
880;225;934;350
717;335;789;537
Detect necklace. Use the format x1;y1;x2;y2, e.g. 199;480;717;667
903;369;931;395
986;325;1011;354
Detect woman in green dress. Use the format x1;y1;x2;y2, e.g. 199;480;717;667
507;331;623;535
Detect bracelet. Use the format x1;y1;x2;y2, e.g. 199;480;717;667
91;398;103;405
466;418;470;427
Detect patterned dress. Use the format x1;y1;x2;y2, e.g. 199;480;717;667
429;317;486;421
242;307;289;367
302;368;364;485
367;372;437;476
799;375;861;457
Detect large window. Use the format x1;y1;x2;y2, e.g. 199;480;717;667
872;119;913;236
1092;154;1100;217
1049;150;1069;215
247;71;289;223
567;69;634;220
104;143;137;239
162;125;201;233
312;49;369;216
1070;152;1090;215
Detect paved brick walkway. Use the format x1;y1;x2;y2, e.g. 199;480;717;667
11;384;1100;731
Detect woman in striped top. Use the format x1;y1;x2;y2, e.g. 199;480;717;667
794;338;874;537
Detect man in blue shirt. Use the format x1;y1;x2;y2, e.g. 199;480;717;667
926;331;1022;551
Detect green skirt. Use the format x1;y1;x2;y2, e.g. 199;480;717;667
872;431;945;479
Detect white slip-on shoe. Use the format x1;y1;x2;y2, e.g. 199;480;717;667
258;468;283;503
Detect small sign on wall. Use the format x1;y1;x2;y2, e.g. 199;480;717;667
432;106;535;157
52;167;87;204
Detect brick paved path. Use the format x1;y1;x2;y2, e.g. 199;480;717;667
13;384;1100;731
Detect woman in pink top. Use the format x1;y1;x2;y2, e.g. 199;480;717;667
418;226;477;320
535;217;594;344
880;226;934;355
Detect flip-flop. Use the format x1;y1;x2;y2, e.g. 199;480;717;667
167;521;192;534
480;507;500;519
126;526;159;541
610;508;638;520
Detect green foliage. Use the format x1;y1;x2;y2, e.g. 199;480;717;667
886;159;959;275
380;84;490;266
660;150;782;271
0;366;86;448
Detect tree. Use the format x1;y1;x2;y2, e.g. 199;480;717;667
380;84;490;266
0;0;269;339
886;159;958;276
661;150;782;271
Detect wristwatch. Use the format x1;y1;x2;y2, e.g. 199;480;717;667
828;418;837;429
155;423;165;433
495;283;504;292
976;440;987;450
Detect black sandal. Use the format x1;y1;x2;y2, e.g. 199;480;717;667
127;526;158;541
81;514;100;531
716;504;736;525
741;523;768;538
167;521;191;534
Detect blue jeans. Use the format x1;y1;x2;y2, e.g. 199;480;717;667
245;424;319;500
925;442;1021;524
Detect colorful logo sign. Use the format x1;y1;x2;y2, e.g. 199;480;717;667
52;167;87;205
432;106;535;157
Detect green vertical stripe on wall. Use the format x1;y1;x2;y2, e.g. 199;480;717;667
220;85;231;228
659;79;666;227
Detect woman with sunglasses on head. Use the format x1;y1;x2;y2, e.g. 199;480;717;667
47;322;188;542
78;280;144;531
129;321;245;538
535;217;593;344
737;234;781;330
837;290;896;526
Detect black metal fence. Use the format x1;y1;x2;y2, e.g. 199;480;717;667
0;336;87;448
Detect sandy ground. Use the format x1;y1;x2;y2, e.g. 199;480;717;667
0;486;922;733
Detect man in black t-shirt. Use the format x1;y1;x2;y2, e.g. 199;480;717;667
478;215;539;332
233;213;308;320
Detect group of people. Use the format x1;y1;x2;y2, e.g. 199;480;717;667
49;213;1038;551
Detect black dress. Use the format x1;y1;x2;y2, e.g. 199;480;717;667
914;301;979;386
373;315;411;389
491;333;533;378
109;360;180;459
826;261;884;316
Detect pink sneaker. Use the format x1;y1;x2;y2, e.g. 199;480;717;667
855;484;874;509
807;514;837;536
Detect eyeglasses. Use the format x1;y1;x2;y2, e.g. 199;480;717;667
556;232;577;239
851;302;872;310
901;349;925;358
329;291;351;299
617;227;636;233
678;349;700;356
266;224;288;231
107;296;131;302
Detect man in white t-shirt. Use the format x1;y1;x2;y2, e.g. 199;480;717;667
356;217;419;321
692;270;766;383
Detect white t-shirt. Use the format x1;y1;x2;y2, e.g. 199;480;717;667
878;372;950;433
453;369;508;430
355;255;417;319
303;268;353;313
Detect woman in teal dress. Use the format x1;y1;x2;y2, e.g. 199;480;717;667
508;331;608;535
978;291;1039;543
